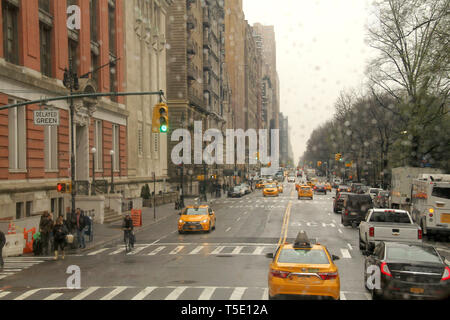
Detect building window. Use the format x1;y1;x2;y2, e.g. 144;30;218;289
2;0;19;65
44;125;58;170
90;0;98;43
91;51;99;88
40;22;52;77
112;124;119;171
38;0;50;12
8;103;26;170
26;201;32;218
138;123;143;156
16;202;24;220
68;39;79;73
108;1;116;54
94;120;103;170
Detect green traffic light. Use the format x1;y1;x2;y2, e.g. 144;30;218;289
160;125;168;133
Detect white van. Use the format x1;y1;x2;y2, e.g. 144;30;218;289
411;174;450;238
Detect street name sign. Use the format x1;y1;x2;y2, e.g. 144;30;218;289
34;110;60;126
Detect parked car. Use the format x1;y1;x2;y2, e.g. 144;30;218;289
314;184;327;195
374;191;390;208
228;186;244;198
333;192;352;214
363;242;450;300
341;194;373;227
359;209;422;253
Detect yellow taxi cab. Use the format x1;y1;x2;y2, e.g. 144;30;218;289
256;180;266;189
276;182;284;193
306;181;315;188
325;183;332;192
178;204;216;234
298;185;313;200
267;231;340;300
263;183;279;197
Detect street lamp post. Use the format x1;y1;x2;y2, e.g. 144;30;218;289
110;150;115;193
91;147;97;195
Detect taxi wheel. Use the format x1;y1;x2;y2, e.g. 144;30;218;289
207;223;212;233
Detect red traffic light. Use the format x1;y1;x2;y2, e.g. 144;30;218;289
57;183;64;192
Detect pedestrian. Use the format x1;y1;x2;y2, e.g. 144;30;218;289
49;212;55;252
122;213;135;249
39;211;54;256
52;216;68;260
75;208;86;249
0;229;5;269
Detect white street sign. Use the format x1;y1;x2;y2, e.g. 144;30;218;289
34;110;60;126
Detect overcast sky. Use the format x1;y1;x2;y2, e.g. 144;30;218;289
243;0;376;164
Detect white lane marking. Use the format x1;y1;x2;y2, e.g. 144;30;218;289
364;293;372;300
338;229;343;234
148;246;166;255
341;248;352;259
100;286;128;300
225;227;231;232
72;287;100;300
236;217;241;222
322;222;336;228
132;287;157;300
0;291;11;299
340;292;347;300
14;289;41;300
198;287;216;300
347;243;353;251
127;244;151;255
231;246;243;254
211;246;225;255
340;224;344;228
169;246;185;255
262;288;268;300
252;246;265;255
87;248;109;256
110;247;126;255
165;287;187;300
229;287;247;300
44;293;63;300
189;246;205;255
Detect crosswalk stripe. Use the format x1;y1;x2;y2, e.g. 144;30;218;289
262;288;268;300
100;286;128;300
169;246;185;255
229;287;247;300
340;248;352;259
14;289;40;300
165;287;187;300
128;245;151;255
189;246;204;255
231;246;243;254
87;248;109;256
340;292;347;300
44;293;63;300
72;287;100;300
110;247;126;255
0;291;11;299
252;246;265;255
148;246;166;255
211;246;225;255
132;287;158;300
198;287;216;300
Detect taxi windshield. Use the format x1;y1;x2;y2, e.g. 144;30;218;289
301;187;311;190
277;248;330;264
265;184;276;188
184;208;208;215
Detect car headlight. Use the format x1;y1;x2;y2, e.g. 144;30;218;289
179;220;184;224
201;219;208;223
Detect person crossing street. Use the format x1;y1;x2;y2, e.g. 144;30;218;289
52;216;68;260
39;212;54;256
0;229;5;269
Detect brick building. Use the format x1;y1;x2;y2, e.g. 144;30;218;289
0;0;126;225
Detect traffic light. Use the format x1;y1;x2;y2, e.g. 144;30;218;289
57;182;71;193
317;161;322;167
152;103;169;133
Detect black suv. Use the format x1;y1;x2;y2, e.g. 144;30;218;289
333;192;351;213
341;194;373;227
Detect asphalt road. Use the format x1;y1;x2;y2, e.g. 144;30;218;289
1;183;449;300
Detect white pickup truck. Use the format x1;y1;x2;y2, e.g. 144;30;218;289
359;209;422;253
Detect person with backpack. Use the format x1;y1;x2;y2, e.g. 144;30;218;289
52;216;68;260
0;229;5;268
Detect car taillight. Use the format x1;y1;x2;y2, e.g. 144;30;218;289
418;229;422;240
369;227;374;237
441;267;450;281
380;262;392;277
318;272;338;280
270;269;290;279
345;209;349;216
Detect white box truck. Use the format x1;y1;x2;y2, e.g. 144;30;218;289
390;167;444;210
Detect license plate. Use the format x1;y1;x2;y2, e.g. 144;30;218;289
410;287;424;294
351;212;357;216
441;214;450;224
